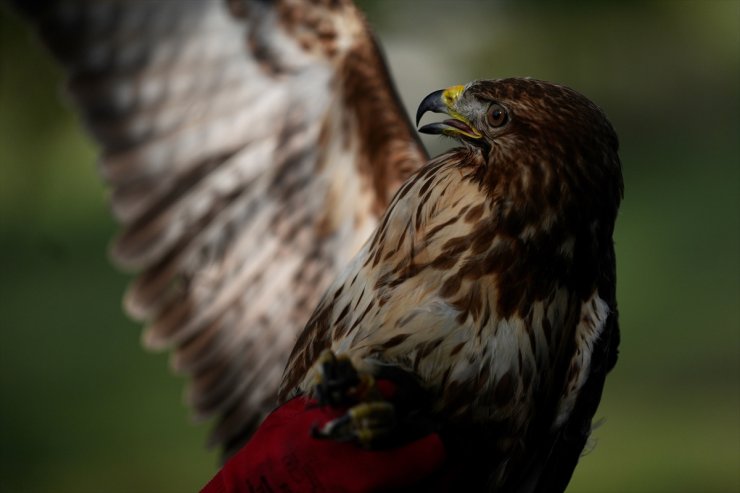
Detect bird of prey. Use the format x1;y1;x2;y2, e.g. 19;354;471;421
280;79;622;491
16;1;622;487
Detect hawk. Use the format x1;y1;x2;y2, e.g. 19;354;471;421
279;79;623;491
16;2;622;487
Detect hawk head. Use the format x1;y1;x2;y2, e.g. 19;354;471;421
416;78;623;225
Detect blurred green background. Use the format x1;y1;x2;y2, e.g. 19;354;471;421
1;1;738;492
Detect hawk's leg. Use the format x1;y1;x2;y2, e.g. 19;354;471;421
310;349;394;447
310;349;435;448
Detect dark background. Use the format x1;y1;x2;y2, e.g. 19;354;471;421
1;1;738;491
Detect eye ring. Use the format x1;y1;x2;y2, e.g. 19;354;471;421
486;103;508;128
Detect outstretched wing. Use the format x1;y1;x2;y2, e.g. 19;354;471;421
16;0;426;455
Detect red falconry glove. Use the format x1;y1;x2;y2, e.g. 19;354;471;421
200;380;455;493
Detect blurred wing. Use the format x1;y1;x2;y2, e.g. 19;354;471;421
18;0;426;455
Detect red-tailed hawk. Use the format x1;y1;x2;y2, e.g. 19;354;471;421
17;3;622;489
280;79;622;491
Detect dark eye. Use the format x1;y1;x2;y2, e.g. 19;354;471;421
486;103;508;128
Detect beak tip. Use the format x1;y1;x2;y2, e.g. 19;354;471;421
415;89;447;128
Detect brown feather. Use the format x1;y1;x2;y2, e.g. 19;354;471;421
18;0;427;457
280;78;622;491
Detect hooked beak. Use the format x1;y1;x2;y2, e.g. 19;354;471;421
416;85;482;140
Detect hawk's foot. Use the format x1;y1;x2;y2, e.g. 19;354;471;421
312;400;396;447
311;349;380;407
310;350;394;447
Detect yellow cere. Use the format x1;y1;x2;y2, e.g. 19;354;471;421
441;84;482;138
441;84;466;107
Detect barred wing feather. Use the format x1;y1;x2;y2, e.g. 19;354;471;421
17;0;426;456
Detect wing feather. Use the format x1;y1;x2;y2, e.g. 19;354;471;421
18;0;426;456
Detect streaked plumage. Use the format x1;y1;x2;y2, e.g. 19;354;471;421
16;2;622;487
280;78;623;491
16;0;426;456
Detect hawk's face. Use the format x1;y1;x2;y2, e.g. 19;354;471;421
417;78;623;224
